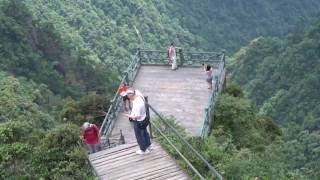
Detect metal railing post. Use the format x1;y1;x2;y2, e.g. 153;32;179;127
179;48;184;66
149;105;223;180
145;96;153;139
215;76;219;93
124;71;129;84
119;129;125;144
137;48;142;64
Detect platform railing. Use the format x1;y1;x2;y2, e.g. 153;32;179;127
200;53;226;138
99;48;226;139
148;104;223;180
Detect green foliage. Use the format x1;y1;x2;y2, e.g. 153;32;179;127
223;83;244;98
153;103;299;179
0;121;32;144
60;92;111;126
232;20;320;178
1;0;320;178
214;94;281;151
0;72;55;128
166;0;320;52
32;124;93;180
0;122;94;179
232;21;320;126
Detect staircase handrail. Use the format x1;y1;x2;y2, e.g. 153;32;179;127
149;104;223;180
99;51;141;136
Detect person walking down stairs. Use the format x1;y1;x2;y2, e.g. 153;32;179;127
122;88;152;155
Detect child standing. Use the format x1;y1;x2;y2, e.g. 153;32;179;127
203;64;213;89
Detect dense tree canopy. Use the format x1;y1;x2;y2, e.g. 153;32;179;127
231;20;320;179
1;0;320;178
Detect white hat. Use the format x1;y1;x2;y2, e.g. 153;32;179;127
83;122;90;130
120;91;127;97
121;89;135;97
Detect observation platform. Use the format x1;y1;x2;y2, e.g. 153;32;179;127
89;49;226;180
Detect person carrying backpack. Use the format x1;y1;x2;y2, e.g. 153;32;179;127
81;122;101;154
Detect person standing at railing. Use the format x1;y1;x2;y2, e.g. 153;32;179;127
81;122;101;154
123;88;151;155
118;83;130;111
203;64;213;89
167;42;177;70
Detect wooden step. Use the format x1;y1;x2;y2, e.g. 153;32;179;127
89;142;190;180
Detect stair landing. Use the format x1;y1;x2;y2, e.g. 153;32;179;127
89;142;190;180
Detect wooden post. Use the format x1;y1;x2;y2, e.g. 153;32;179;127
145;96;153;139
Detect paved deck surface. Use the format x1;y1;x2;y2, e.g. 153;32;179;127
112;65;219;143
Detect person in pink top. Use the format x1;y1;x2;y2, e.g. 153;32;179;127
81;122;101;154
203;64;213;89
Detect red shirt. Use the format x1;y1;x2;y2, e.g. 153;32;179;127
83;124;100;144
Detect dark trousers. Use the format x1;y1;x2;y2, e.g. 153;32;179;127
132;121;151;151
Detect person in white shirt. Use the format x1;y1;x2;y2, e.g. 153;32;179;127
167;43;177;70
124;89;151;155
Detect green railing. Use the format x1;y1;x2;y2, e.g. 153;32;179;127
200;53;226;138
139;49;222;66
149;104;223;180
100;48;226;139
99;51;141;137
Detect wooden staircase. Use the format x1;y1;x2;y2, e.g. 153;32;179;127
89;142;190;180
89;65;221;179
89;49;226;180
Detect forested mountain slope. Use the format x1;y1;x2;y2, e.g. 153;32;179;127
231;20;320;178
2;0;320;98
168;0;320;52
232;20;320;127
1;0;320;179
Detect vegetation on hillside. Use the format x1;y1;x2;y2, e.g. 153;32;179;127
0;73;95;179
231;20;320;179
1;0;320;178
155;85;312;179
167;0;320;52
